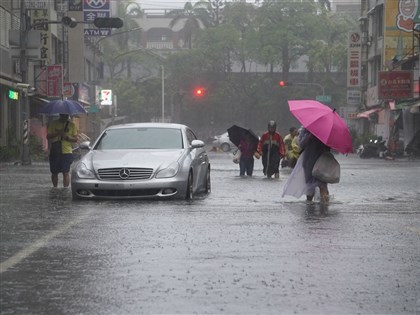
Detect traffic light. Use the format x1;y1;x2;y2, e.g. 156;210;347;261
193;87;206;97
93;17;124;29
279;80;287;87
62;16;77;28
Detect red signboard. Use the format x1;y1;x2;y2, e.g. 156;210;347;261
378;71;413;100
47;65;63;97
63;82;76;98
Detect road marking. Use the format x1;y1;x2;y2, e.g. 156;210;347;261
0;211;91;274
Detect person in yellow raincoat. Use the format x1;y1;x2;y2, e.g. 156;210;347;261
282;127;300;168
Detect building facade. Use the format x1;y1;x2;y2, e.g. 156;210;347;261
358;0;420;155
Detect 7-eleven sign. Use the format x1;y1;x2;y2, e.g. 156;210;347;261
100;89;112;105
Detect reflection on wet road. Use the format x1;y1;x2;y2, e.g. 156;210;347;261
1;153;419;314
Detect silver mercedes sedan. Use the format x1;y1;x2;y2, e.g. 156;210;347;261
71;123;211;200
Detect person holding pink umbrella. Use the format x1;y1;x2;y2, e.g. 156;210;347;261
282;100;352;203
300;127;330;203
282;127;331;203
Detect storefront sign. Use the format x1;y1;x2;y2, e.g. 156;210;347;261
68;0;82;11
347;90;361;105
347;32;361;88
63;82;76;98
8;90;19;100
100;89;112;105
25;0;48;9
378;71;413;100
31;10;50;60
83;0;111;37
47;65;62;97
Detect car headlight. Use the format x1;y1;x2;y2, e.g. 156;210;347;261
76;162;96;179
156;161;179;178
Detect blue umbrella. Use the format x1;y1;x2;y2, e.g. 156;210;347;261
40;99;87;116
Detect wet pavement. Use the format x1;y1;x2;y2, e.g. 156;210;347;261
1;152;420;314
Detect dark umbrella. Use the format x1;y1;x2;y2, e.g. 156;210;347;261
227;125;259;150
39;99;87;116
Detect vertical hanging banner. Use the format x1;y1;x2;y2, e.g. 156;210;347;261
83;0;111;37
47;65;63;97
347;32;361;88
30;9;51;60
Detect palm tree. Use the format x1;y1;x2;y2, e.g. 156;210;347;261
114;1;143;78
168;1;212;49
317;0;331;11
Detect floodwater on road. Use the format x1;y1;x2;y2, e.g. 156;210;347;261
0;153;419;314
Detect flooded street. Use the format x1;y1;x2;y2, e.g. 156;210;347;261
1;152;420;314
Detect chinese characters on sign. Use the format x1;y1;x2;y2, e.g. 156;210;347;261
347;32;361;88
24;0;48;9
68;0;82;11
83;0;111;37
30;10;50;60
47;65;63;97
378;71;413;100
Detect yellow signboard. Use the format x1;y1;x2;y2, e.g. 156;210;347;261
384;0;419;69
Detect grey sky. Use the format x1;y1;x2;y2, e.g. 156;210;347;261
137;0;186;10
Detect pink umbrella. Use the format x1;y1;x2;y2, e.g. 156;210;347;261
288;100;353;154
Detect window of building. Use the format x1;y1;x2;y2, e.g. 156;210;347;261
0;7;11;48
374;5;383;38
370;55;382;86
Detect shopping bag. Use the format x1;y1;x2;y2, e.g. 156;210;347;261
232;149;241;164
312;151;340;184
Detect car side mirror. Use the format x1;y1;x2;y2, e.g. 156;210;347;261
191;140;205;148
79;141;91;150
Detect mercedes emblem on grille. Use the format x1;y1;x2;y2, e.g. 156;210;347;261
119;168;130;179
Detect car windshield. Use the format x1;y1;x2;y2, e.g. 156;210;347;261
94;127;184;150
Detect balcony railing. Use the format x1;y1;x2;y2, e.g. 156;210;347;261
146;41;173;50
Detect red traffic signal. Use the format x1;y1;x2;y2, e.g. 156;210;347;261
193;87;205;97
279;80;287;87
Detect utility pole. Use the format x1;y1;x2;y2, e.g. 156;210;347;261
20;0;31;165
162;65;165;122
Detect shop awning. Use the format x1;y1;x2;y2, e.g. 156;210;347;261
32;97;50;104
356;108;382;118
410;101;420;113
395;99;420;110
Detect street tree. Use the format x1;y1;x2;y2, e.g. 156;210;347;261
168;1;212;49
222;1;258;73
306;12;357;73
114;1;143;78
255;0;318;78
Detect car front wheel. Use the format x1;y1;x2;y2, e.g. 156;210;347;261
205;168;211;194
185;171;193;200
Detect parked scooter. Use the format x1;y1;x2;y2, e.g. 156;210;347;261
357;136;389;159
